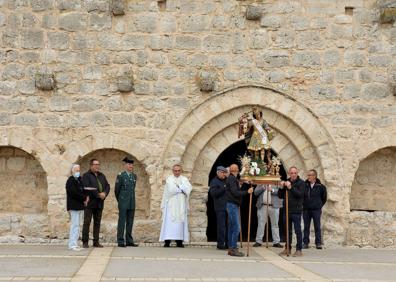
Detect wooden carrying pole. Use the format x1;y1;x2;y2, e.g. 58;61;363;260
239;208;243;248
265;186;269;248
246;186;253;257
285;189;289;256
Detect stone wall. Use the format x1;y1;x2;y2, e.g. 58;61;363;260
0;0;395;246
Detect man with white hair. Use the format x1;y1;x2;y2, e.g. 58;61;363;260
159;164;192;247
65;164;88;251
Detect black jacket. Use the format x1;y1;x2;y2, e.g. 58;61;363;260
82;170;110;209
66;176;86;211
209;176;227;211
278;176;305;213
304;178;327;210
225;174;248;206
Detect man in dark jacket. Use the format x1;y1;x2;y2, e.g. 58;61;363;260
278;166;305;257
81;158;110;248
209;166;228;250
225;164;253;257
115;157;138;248
303;169;327;249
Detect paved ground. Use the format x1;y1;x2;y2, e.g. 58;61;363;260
0;244;395;282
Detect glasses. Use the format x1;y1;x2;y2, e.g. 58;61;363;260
307;174;315;176
173;170;181;172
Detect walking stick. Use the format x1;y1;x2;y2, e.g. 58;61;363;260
238;207;243;248
265;186;269;248
247;185;253;257
285;188;289;256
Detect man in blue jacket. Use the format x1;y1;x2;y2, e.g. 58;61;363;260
209;166;228;250
303;169;327;249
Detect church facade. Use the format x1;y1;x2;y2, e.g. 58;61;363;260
0;0;395;247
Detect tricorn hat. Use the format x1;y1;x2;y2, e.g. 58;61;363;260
122;157;134;164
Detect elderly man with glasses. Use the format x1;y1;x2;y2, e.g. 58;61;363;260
81;158;110;248
303;169;327;249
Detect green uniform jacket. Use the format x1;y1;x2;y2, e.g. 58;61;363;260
115;171;137;210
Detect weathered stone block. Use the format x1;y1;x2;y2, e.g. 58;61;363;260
246;5;262;21
14;114;38;126
0;81;17;95
18;79;36;95
20;29;43;49
292;51;321;67
56;0;81;11
175;35;201;50
0;113;11;126
35;73;56;90
89;13;111;31
310;85;337;100
72;97;102;112
368;55;391;67
48;32;70;50
260;15;281;29
203;34;231;52
197;70;217;92
2;63;24;79
59;13;87;31
117;75;134;92
256;50;290;68
49;96;70;112
31;0;51;11
85;0;109;12
181;15;210;32
344;51;366;67
361;83;390;99
111;0;125;15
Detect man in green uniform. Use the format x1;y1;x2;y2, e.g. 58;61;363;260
115;157;139;247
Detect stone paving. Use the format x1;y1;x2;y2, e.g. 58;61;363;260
0;244;395;282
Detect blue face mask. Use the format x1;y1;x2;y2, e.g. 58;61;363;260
73;172;80;178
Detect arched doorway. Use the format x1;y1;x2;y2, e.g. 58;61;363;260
206;140;287;242
0;146;49;237
77;148;151;241
162;85;343;243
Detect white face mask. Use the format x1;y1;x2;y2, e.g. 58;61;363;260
73;172;80;178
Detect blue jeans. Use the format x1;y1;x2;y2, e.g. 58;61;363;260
226;202;240;249
286;212;302;251
68;210;82;249
303;209;322;246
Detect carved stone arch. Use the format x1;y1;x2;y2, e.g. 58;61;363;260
161;85;344;242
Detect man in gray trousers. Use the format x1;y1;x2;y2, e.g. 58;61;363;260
253;184;283;248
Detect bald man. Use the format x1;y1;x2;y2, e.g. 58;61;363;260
278;166;305;257
225;164;253;257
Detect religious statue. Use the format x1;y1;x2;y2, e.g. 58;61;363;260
239;106;274;162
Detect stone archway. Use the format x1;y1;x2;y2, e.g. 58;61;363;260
0;146;49;238
347;146;396;247
77;148;151;242
161;85;344;243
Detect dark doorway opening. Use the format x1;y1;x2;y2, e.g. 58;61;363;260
206;140;287;242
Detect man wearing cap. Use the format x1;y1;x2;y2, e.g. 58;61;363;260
115;157;138;247
209;166;228;250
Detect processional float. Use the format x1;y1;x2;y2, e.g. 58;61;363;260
238;106;288;257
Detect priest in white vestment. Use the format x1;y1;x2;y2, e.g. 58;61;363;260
159;164;192;247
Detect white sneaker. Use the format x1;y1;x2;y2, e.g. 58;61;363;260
69;246;82;251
